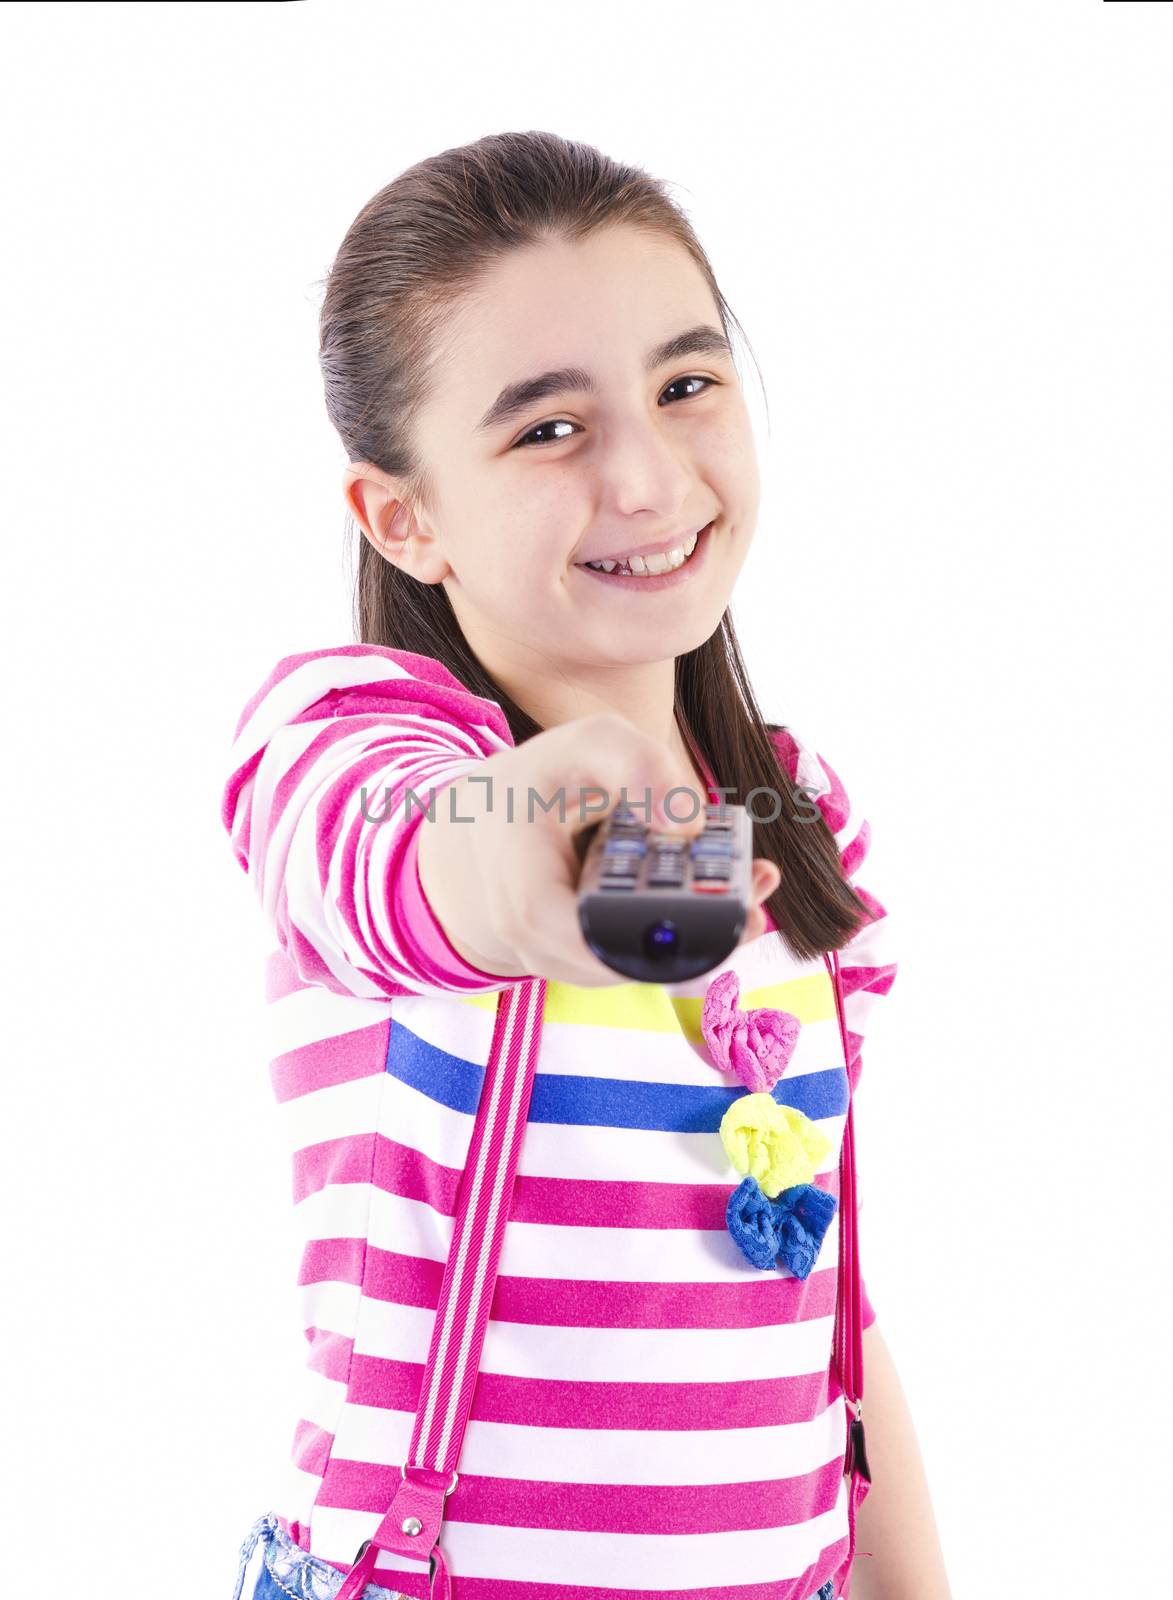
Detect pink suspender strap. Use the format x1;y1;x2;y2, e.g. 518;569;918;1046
827;947;869;1482
334;977;548;1600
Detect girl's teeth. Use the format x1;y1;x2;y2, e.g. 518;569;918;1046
584;527;701;576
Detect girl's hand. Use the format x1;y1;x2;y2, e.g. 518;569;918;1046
417;712;782;987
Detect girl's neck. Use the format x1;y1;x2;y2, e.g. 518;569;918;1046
484;650;686;762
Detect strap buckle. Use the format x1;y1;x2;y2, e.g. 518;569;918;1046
352;1464;460;1563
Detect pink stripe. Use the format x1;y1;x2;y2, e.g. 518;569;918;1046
222;746;261;844
838;958;897;1000
290;1135;380;1205
291;663;513;745
252;711;480;995
807;750;850;837
396;820;507;986
344;1351;847;1431
227;646;511;746
228;780;255;872
335;738;449;976
264;944;309;1002
768;729;851;845
298;1237;366;1288
304;1327;354;1383
507;1168;843;1231
286;1518;310;1552
290;1131;845;1232
844;883;887;928
354;1244;840;1328
271;873;416;999
269;1021;390;1103
290;1416;334;1478
838;817;870;881
316;1453;846;1534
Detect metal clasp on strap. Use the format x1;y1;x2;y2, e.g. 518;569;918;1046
351;1464;461;1563
846;1396;871;1482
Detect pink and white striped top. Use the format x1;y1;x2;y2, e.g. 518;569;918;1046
221;645;898;1600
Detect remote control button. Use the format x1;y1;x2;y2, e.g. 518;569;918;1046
600;877;637;891
691;880;730;893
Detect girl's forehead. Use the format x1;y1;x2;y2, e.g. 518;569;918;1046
427;243;725;429
445;231;710;353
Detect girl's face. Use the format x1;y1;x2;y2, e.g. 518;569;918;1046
361;225;760;678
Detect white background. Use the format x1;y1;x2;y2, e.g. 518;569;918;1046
1;2;1169;1595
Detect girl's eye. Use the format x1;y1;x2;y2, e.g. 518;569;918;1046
510;374;719;450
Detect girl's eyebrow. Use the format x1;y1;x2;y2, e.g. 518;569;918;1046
474;324;734;435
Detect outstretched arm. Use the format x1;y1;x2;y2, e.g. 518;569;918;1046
221;645;524;1000
850;1322;953;1600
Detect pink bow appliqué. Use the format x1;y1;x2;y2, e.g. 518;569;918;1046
701;970;802;1093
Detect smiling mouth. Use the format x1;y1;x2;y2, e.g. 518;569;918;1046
576;521;714;583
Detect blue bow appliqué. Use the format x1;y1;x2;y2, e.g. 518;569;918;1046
726;1174;838;1279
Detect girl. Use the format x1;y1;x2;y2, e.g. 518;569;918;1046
224;131;948;1600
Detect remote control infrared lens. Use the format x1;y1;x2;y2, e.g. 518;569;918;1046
644;920;680;959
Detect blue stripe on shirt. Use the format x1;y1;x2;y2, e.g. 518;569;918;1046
385;1020;849;1130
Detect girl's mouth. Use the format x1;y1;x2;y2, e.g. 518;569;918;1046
575;520;714;591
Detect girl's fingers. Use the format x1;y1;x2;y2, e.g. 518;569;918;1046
514;836;628;987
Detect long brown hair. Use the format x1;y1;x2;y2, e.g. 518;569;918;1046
315;129;869;961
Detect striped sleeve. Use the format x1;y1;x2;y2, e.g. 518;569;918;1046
771;728;900;1330
220;644;526;1000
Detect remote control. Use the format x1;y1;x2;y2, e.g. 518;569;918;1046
576;802;755;983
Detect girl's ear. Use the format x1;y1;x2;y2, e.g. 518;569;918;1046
340;463;451;584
